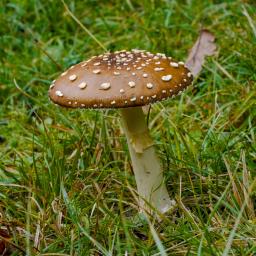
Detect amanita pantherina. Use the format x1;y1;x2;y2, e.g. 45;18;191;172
49;49;193;215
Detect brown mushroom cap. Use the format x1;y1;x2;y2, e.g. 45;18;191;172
49;49;193;108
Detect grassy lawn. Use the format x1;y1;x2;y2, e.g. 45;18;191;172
0;0;256;255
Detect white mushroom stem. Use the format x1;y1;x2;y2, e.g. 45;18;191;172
120;107;175;214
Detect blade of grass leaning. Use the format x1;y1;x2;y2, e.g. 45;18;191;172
242;5;256;38
60;0;107;52
222;201;246;256
145;217;167;256
61;184;111;256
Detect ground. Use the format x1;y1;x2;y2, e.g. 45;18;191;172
0;0;256;255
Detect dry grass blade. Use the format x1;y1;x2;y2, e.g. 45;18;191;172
60;0;107;52
242;151;255;219
223;157;242;207
242;5;256;38
224;152;256;220
186;29;216;76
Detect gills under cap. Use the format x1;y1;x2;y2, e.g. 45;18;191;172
49;49;193;108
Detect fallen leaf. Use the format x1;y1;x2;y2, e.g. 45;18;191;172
186;29;216;76
0;228;11;255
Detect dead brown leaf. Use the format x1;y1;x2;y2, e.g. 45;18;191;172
0;228;11;255
186;29;217;77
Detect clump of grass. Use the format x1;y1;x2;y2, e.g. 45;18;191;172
0;0;256;255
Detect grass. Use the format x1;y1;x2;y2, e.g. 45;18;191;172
0;0;256;255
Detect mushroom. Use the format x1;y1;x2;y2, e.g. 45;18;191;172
49;49;193;215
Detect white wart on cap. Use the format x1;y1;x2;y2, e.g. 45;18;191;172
49;49;193;108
